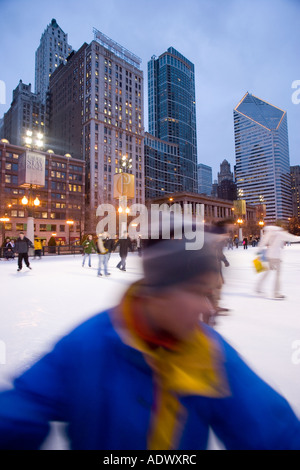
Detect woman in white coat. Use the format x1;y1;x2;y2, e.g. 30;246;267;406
256;225;300;299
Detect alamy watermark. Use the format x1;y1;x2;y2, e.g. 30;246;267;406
96;201;205;251
291;80;300;104
0;80;6;105
0;340;6;365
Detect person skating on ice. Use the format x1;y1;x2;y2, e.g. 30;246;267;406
15;232;33;271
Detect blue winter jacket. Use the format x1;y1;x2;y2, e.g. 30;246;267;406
0;310;299;450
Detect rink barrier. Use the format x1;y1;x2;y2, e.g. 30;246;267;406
0;244;132;258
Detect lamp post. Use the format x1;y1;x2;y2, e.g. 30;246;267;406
23;130;44;150
258;220;265;239
237;218;244;243
21;186;40;246
66;220;74;246
117;155;133;237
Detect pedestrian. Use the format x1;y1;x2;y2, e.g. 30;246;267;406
206;223;230;324
0;223;300;450
243;237;248;250
14;232;33;272
97;233;111;277
103;233;115;262
137;235;142;257
33;236;42;259
3;237;15;260
227;237;233;250
234;237;239;249
82;235;97;268
114;232;133;272
255;225;300;299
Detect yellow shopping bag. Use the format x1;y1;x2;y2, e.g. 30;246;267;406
253;257;267;273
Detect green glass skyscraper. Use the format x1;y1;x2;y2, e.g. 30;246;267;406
148;47;197;193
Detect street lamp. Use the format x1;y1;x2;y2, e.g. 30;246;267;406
23;130;44;150
237;218;244;244
21;188;40;245
258;220;265;239
0;217;10;246
66;220;74;246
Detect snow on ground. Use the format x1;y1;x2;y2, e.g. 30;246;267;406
0;244;300;449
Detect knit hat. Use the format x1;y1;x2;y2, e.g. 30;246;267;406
141;213;222;291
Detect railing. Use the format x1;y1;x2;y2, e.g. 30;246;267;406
0;245;84;258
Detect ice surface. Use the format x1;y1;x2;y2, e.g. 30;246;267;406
0;245;300;449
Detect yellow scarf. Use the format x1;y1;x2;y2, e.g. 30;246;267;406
113;283;231;450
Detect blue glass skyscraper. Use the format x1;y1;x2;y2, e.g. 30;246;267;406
234;92;292;222
148;48;197;193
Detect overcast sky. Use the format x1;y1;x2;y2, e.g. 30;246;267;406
0;0;299;179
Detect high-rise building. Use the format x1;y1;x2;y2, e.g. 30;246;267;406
48;43;89;159
197;163;212;196
48;29;145;231
291;166;300;218
218;159;234;184
144;132;180;199
148;48;197;193
0;80;45;147
215;159;237;201
35;19;72;104
234;92;292;222
0;140;85;244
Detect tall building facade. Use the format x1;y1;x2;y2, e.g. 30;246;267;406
218;159;234;184
48;43;89;159
197;163;212;196
0;140;85;244
291;165;300;218
148;48;197;193
234;92;292;222
144;132;180;199
215;159;237;201
35;19;72;104
48;29;145;231
0;81;45;147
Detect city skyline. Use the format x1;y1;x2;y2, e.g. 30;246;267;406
0;0;299;180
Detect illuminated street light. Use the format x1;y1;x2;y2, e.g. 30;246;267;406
23;130;44;150
0;217;10;246
66;220;74;246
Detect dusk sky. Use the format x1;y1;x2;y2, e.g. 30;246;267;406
0;0;299;179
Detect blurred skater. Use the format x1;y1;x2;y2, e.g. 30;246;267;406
33;236;43;259
115;232;133;272
255;225;300;299
97;233;111;277
82;234;97;268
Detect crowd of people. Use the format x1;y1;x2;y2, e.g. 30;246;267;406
0;217;300;450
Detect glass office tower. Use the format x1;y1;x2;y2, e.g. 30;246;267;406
234;92;292;222
148;48;197;193
197;163;212;196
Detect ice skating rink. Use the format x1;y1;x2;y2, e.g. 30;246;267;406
0;245;300;449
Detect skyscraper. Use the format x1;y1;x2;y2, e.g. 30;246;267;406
35;19;72;104
291;166;300;218
148;48;197;193
197;163;212;196
234;92;292;222
1;80;45;146
218;159;234;184
144;132;180;199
